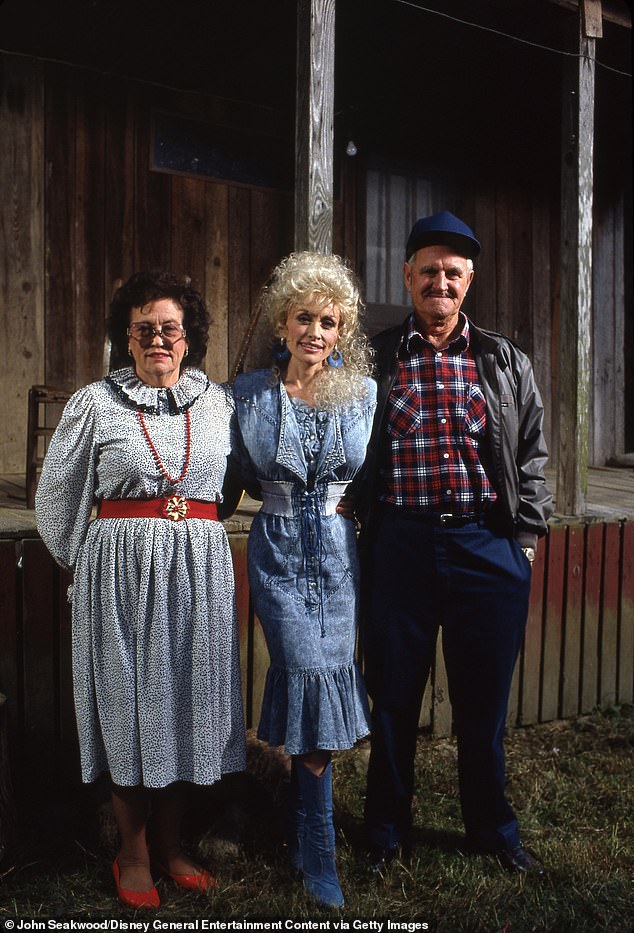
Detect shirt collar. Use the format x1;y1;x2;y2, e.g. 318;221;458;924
105;365;210;414
404;312;470;354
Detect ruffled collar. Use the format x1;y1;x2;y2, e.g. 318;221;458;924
105;366;210;414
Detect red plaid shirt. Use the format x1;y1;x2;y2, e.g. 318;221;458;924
380;315;497;513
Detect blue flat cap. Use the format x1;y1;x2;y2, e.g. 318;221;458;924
405;211;481;260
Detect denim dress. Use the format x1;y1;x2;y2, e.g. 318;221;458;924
232;370;377;755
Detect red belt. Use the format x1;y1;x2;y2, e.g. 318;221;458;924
97;496;218;522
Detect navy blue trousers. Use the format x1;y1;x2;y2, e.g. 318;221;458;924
363;507;532;853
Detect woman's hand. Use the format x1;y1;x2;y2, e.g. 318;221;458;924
335;492;356;521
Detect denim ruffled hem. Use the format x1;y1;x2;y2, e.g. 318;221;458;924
256;662;371;755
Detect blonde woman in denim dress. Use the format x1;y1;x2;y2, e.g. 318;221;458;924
231;252;376;908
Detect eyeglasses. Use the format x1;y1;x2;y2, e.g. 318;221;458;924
127;322;186;346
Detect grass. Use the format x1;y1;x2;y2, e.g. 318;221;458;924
1;706;632;932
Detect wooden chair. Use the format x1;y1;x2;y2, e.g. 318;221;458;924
25;385;72;509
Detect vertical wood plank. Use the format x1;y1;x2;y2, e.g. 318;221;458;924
557;14;596;514
0;55;44;473
134;88;171;275
561;524;584;717
520;544;546;725
591;205;614;466
57;567;75;752
432;636;451;738
541;524;567;721
204;184;230;382
0;542;19;740
494;187;512;338
250;613;269;735
489;184;534;351
295;0;336;252
44;63;76;390
418;676;433;731
549;207;561;469
246;188;293;373
599;523;620;706
610;199;625;458
506;652;521;728
592;198;625;465
471;187;497;331
229;533;267;732
229;535;251;724
170;175;207;290
74;70;106;387
581;522;603;711
228;187;252;374
104;79;135;307
353;164;368;289
618;521;634;704
337;154;359;266
21;539;57;766
531;192;553;454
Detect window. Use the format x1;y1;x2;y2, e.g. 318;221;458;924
365;164;454;333
152;110;293;191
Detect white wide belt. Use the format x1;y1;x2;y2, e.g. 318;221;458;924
259;480;349;517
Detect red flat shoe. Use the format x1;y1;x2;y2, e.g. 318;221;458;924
112;858;160;909
157;862;217;892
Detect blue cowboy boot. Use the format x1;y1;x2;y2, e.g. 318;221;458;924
287;758;306;874
294;760;344;908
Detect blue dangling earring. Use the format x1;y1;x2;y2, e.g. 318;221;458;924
273;337;291;364
327;347;343;368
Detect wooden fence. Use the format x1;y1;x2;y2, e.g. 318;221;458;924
0;520;633;785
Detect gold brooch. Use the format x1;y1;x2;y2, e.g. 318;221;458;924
163;495;189;521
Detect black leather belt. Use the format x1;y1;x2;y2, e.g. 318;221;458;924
379;504;482;527
436;513;481;527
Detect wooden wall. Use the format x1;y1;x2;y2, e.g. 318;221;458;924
0;53;295;473
1;48;630;477
1;519;633;786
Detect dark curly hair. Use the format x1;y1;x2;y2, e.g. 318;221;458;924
108;272;210;370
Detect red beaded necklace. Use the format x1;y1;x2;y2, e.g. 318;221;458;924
136;407;191;486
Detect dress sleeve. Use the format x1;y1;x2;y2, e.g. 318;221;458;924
229;389;263;501
35;386;100;571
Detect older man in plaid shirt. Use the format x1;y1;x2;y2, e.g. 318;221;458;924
358;211;553;876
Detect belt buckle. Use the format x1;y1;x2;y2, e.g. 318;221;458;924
164;495;189;521
439;513;454;526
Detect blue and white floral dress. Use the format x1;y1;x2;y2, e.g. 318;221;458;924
35;367;246;788
232;370;377;755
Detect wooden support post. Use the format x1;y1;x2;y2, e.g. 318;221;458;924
295;0;336;253
557;4;599;514
582;0;604;37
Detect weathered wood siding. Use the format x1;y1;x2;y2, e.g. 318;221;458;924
0;54;294;473
0;57;45;474
1;47;629;478
1;520;632;783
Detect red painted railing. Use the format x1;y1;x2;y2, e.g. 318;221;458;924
0;521;632;783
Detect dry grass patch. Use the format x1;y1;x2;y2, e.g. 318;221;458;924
1;708;632;931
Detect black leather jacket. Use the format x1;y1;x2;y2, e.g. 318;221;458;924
358;315;553;548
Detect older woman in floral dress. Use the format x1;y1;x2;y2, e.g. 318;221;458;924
36;272;246;909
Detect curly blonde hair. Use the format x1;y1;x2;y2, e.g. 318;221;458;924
262;251;373;407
